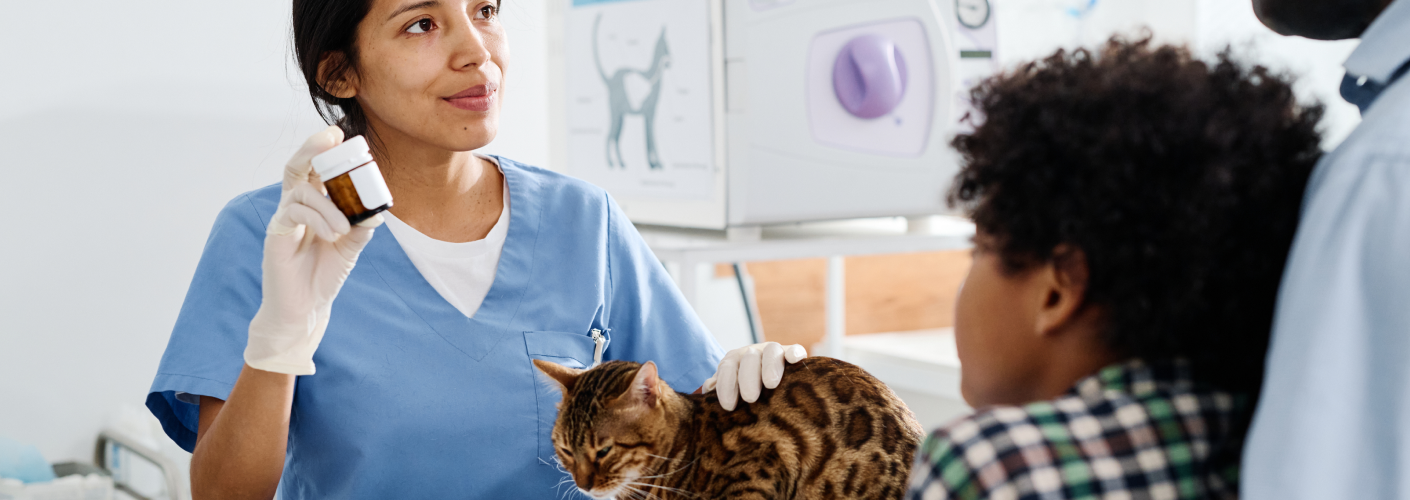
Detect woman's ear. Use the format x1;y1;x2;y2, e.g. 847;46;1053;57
533;359;584;394
1033;245;1092;337
317;51;359;99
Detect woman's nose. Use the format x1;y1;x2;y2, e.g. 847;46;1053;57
448;18;492;69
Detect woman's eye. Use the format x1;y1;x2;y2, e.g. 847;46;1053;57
476;4;498;20
595;445;612;459
406;18;434;34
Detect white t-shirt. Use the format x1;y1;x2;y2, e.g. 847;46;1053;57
175;159;509;405
381;160;509;319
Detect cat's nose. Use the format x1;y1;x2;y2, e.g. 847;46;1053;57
574;468;593;490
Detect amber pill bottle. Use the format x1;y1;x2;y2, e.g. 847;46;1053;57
311;135;393;225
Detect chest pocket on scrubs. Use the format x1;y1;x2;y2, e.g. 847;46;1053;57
524;330;610;464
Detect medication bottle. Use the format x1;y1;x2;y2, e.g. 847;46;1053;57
311;135;393;225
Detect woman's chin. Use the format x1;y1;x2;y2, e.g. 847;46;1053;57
427;127;497;153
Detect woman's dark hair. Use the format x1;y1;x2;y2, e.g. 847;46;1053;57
949;36;1323;394
292;0;375;139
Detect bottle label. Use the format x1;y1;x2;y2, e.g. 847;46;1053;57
349;162;395;211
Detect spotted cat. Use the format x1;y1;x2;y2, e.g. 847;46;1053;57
533;357;924;499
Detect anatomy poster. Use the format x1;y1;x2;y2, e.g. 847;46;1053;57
566;0;714;200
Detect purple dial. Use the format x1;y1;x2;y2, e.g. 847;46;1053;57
832;34;909;119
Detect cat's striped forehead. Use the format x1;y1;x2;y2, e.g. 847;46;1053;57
560;361;641;436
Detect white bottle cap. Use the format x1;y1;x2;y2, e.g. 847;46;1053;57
311;135;374;180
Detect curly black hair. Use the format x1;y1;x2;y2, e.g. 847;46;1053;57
949;36;1323;394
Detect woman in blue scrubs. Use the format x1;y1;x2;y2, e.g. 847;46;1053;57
145;0;801;497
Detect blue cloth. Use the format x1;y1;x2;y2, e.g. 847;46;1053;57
0;437;55;484
1241;1;1410;498
146;157;724;498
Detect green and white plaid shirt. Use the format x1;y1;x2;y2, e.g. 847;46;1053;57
907;359;1249;500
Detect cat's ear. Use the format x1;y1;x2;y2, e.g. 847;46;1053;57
623;361;666;409
533;359;584;394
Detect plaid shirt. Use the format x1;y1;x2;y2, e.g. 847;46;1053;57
907;359;1249;500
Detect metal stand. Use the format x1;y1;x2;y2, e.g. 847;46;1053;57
732;262;765;344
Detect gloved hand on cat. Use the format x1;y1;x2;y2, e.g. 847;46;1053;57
244;126;384;375
702;342;808;411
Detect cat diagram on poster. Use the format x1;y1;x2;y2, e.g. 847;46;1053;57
566;0;714;200
594;13;669;170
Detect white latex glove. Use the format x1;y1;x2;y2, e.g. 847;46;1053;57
701;342;808;411
244;126;384;375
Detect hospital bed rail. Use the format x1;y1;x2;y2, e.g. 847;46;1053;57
94;429;185;500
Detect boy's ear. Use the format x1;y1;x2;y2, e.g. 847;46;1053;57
533;359;584;394
618;361;667;410
1034;244;1092;337
317;51;359;99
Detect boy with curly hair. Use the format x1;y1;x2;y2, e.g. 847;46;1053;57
906;37;1324;499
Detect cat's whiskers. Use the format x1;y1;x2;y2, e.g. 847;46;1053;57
604;468;687;500
551;474;578;500
644;453;689;463
615;484;644;500
552;475;572;492
539;456;579;500
619;483;660;500
623;480;698;499
633;457;699;480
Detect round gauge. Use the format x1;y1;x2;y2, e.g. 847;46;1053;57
956;0;991;29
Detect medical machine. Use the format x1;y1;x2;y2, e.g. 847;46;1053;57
552;0;998;230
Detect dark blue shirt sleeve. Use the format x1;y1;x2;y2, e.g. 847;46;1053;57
145;193;269;452
600;193;725;391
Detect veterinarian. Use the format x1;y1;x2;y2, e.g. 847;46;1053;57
144;0;803;498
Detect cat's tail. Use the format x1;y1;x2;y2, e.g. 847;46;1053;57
593;13;610;84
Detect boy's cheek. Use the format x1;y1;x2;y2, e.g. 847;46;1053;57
954;263;1003;406
953;253;1035;407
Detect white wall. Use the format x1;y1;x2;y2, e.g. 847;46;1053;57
0;0;551;464
1193;0;1361;147
995;0;1198;65
994;0;1360;148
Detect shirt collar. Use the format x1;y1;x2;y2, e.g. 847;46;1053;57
1069;358;1197;400
1344;0;1410;85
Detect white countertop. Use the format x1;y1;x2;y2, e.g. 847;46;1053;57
842;328;965;403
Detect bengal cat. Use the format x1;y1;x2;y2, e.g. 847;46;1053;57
532;357;924;500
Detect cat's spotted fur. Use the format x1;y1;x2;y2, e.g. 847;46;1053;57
533;357;923;500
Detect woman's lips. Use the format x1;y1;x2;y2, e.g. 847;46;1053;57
444;84;497;112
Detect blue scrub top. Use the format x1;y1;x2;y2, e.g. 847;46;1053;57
146;157;724;498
